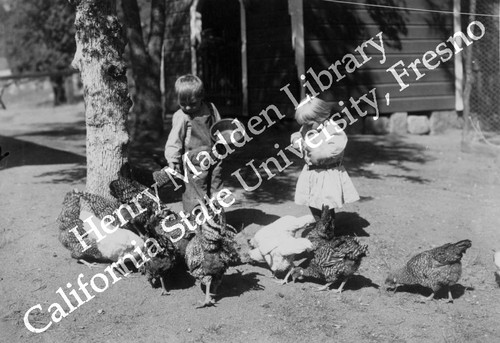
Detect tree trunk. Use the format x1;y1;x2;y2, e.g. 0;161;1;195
122;0;164;141
70;0;131;200
64;74;75;104
50;75;67;106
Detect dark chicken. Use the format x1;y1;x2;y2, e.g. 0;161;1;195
181;200;240;308
139;207;181;295
108;175;180;295
385;239;472;302
291;205;368;292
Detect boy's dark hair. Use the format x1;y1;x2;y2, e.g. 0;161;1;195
175;74;204;101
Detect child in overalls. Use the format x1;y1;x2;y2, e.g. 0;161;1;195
291;97;359;234
164;74;223;213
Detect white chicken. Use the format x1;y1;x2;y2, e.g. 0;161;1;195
58;189;146;275
79;209;145;271
249;215;315;284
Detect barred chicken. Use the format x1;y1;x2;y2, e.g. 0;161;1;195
139;207;182;295
291;205;368;292
57;190;144;272
385;239;472;302
181;200;240;308
248;215;315;284
109;176;164;235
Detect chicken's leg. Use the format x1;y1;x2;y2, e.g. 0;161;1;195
281;268;295;285
421;292;435;302
331;278;348;293
316;278;348;293
446;289;454;303
315;282;333;291
160;277;170;296
196;279;215;308
78;259;98;269
273;267;295;285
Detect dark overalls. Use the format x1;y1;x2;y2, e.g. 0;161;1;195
182;108;223;213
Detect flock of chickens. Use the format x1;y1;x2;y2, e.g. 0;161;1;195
57;168;477;307
58;175;239;307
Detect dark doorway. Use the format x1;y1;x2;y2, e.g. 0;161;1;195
197;0;242;117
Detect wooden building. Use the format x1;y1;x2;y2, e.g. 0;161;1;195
164;0;459;119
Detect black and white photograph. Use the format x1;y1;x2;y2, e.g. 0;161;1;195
0;0;499;342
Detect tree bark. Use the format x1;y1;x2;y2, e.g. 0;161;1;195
70;0;131;200
122;0;165;141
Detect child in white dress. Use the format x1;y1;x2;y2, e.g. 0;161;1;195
291;97;359;232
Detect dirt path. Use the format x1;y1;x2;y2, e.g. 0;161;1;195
1;102;499;343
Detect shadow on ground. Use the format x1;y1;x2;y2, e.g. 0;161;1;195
35;166;87;184
217;270;265;300
226;208;281;231
295;274;379;292
388;283;469;301
335;211;371;237
0;135;86;184
345;134;434;183
345;275;380;291
13;120;86;138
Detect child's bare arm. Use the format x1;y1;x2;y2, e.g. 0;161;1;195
290;131;302;149
164;111;187;170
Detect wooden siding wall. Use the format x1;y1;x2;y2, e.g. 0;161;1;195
245;0;298;117
164;0;192;113
303;0;455;114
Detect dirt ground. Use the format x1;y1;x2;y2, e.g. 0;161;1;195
1;92;500;343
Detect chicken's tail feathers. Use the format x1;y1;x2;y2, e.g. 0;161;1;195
337;236;368;258
453;239;472;253
494;251;500;270
437;239;472;263
109;176;147;203
78;191;120;219
57;190;82;229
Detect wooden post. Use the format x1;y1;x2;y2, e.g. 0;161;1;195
454;0;463;112
289;0;305;99
239;0;248;117
190;0;200;76
461;0;476;152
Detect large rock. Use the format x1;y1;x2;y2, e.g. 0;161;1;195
389;112;408;134
364;116;390;135
430;110;462;134
407;115;430;135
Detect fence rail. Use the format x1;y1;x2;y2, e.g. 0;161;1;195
0;69;77;82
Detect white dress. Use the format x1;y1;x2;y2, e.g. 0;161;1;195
293;120;359;209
